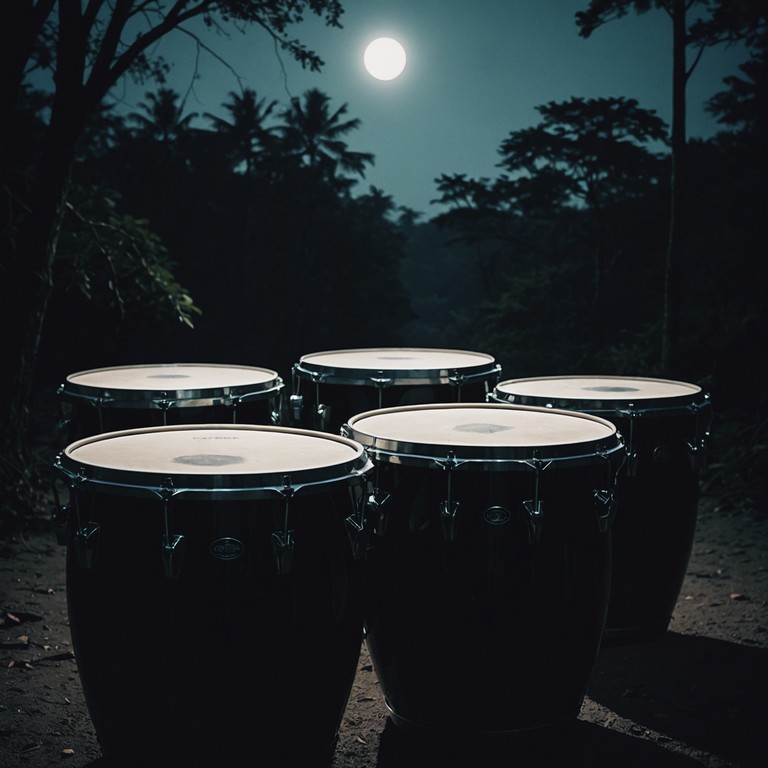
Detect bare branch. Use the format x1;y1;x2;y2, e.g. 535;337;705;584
685;42;706;82
63;200;126;319
175;23;246;95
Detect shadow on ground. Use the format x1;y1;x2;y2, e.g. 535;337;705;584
588;632;768;768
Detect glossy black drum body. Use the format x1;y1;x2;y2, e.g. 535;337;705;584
490;376;711;645
343;403;626;740
54;424;372;766
290;348;501;434
58;363;284;441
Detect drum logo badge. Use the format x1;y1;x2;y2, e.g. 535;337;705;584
484;506;512;526
210;538;245;560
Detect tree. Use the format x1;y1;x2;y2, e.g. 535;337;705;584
277;87;374;186
434;96;668;362
128;86;198;144
204;88;279;176
575;0;761;373
0;0;344;523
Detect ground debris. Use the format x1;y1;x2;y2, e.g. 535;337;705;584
1;635;30;649
2;610;45;627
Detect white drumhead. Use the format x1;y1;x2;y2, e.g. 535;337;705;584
495;376;701;402
65;425;361;477
65;363;278;392
348;403;615;449
299;348;495;371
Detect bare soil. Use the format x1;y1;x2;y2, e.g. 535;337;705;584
2;496;766;768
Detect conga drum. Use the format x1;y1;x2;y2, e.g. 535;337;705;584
342;403;626;741
489;375;712;644
290;347;501;434
54;423;372;766
57;363;284;441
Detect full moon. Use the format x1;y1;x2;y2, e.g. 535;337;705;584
364;37;407;81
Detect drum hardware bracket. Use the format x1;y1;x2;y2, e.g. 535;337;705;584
160;478;186;579
369;373;393;389
346;480;372;559
51;502;72;545
522;500;543;543
448;370;465;401
272;530;295;575
440;500;461;541
96;397;108;433
367;489;391;536
369;373;393;410
162;534;186;579
437;452;461;541
522;457;547;543
449;363;502;390
687;435;709;471
152;392;175;425
55;392;72;443
272;476;296;575
316;402;330;432
289;394;304;424
74;522;101;569
687;399;712;472
593;489;616;533
56;463;100;563
615;409;640;477
227;395;241;423
51;477;72;545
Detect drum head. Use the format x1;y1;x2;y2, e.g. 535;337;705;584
493;376;707;414
344;403;622;468
294;348;499;386
57;424;371;498
59;363;283;406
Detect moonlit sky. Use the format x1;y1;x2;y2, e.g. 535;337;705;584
110;0;748;216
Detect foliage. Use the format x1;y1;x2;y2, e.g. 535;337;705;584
433;96;670;371
277;88;375;184
0;1;348;531
204;89;279;175
60;192;202;329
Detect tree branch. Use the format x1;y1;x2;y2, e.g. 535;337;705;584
83;1;212;108
63;200;126;319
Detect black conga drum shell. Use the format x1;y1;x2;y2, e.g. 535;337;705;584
291;348;501;434
56;424;371;766
58;363;284;440
490;375;711;645
344;403;626;740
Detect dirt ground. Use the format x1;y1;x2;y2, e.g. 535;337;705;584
1;495;766;768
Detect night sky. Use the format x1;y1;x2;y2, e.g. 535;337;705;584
112;1;747;215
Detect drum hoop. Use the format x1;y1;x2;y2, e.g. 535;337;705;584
58;363;284;408
491;376;711;416
343;403;625;469
55;424;372;500
294;348;500;387
362;443;625;471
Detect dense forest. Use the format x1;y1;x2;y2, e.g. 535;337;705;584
1;1;765;530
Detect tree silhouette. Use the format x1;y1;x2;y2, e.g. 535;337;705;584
435;96;668;362
575;0;760;372
0;0;344;528
277;87;374;186
204;88;279;176
128;87;198;145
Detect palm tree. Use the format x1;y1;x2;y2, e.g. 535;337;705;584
127;87;197;146
277;88;374;185
204;88;278;176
